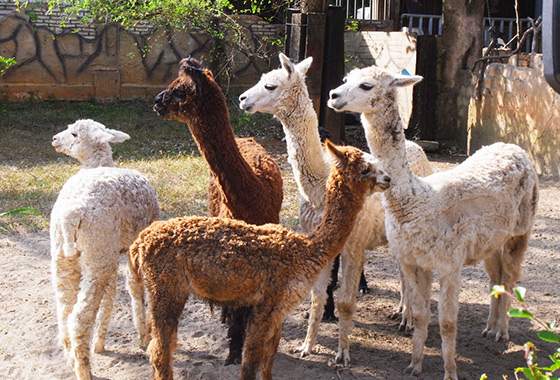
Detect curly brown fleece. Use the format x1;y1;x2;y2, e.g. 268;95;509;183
153;57;284;363
129;142;390;380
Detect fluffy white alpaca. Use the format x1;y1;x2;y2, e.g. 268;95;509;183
50;119;159;380
239;53;433;365
328;66;539;380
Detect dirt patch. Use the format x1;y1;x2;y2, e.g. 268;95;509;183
0;143;559;380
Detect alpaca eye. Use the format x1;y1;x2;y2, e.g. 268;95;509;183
359;83;373;91
71;133;78;137
361;167;371;175
173;90;186;102
264;84;277;91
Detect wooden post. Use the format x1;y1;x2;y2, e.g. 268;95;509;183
286;9;307;61
304;12;327;117
319;6;345;143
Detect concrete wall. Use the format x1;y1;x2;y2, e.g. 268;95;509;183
0;5;283;101
344;31;417;122
468;55;560;177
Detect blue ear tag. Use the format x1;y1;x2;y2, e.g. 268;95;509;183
401;68;411;76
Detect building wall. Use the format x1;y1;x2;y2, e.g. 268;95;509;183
344;30;417;122
468;55;560;176
0;4;283;101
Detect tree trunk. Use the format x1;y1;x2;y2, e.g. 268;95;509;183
436;0;484;149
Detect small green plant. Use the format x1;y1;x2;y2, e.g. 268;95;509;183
0;56;16;76
0;207;41;217
491;285;560;380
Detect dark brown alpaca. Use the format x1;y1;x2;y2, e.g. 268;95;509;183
129;141;391;380
153;57;283;363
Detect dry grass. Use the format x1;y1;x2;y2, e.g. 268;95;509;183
0;100;298;233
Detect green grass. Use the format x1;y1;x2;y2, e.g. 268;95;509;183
0;99;297;233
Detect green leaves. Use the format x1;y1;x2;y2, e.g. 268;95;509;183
509;308;535;319
491;285;560;380
515;286;527;303
538;331;560;344
0;56;16;76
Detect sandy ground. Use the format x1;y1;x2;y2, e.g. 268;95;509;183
0;146;559;380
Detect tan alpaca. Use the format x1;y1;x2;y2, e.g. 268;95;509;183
239;53;432;365
328;65;539;380
153;57;283;364
128;141;390;380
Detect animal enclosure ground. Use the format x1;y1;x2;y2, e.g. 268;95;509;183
0;138;559;380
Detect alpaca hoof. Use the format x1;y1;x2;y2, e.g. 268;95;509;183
295;343;312;358
404;362;422;376
71;355;92;380
335;349;350;366
482;326;509;342
389;310;401;320
93;338;105;353
225;354;242;366
358;285;369;294
444;370;459;380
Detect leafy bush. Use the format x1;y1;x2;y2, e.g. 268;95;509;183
491;285;560;380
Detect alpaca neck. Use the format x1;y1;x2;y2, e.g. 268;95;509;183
307;174;368;268
360;96;411;181
360;93;420;220
81;147;115;168
276;80;330;208
186;93;263;216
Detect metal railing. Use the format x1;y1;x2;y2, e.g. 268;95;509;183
400;13;535;52
334;0;391;21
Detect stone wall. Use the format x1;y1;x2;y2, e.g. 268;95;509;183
0;5;284;101
468;55;560;176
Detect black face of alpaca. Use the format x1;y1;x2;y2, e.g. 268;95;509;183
153;57;209;119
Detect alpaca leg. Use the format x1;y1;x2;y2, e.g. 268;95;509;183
296;262;333;357
394;263;414;332
483;250;502;340
93;270;118;353
147;286;190;380
324;255;340;321
68;267;115;380
126;254;148;345
402;263;432;376
241;308;283;380
225;306;251;365
51;253;81;354
484;234;528;341
438;271;461;380
497;234;528;339
334;248;365;365
260;320;283;380
358;270;369;294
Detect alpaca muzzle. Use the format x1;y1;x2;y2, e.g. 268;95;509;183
153;90;167;116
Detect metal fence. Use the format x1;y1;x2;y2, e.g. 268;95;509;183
333;0;391;20
399;14;535;52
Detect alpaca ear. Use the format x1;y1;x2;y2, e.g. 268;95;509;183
279;53;294;77
90;126;118;145
296;56;313;75
325;140;347;169
385;74;423;88
105;128;130;143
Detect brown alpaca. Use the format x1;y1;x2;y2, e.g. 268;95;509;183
153;57;283;363
129;141;391;380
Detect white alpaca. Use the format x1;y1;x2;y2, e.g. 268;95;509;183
239;53;433;365
50;119;159;380
328;66;539;380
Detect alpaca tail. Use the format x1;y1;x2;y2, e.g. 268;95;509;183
127;239;150;345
